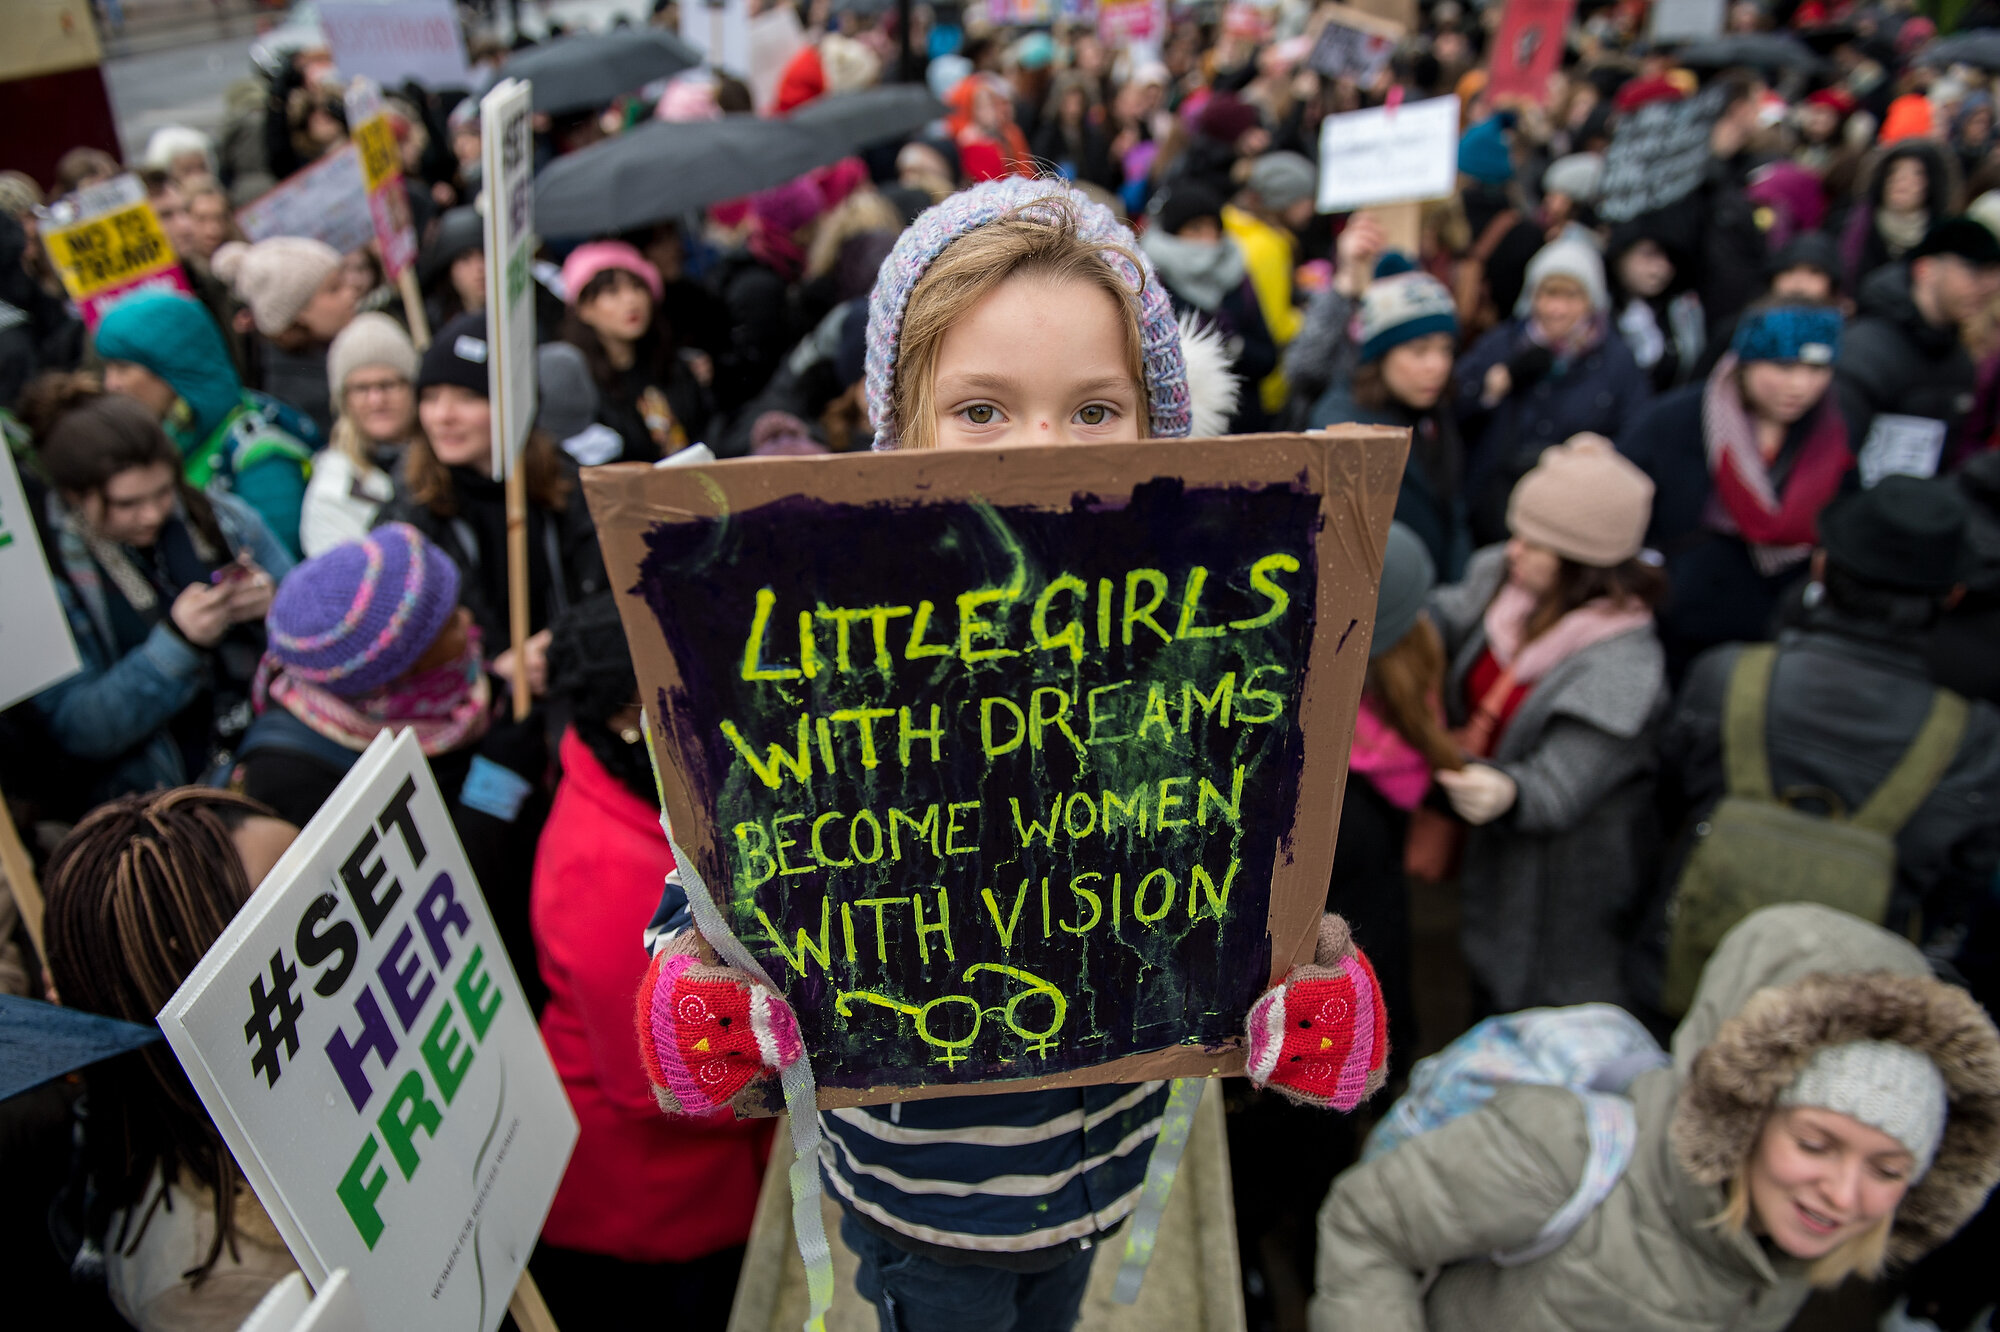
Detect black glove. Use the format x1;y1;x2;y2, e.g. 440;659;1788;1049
1504;343;1556;391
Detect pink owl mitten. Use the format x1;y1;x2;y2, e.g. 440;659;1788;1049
636;932;803;1116
1244;914;1389;1111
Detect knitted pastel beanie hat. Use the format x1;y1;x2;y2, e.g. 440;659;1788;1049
1778;1040;1949;1178
865;177;1191;448
328;312;420;400
1357;266;1459;363
265;523;462;698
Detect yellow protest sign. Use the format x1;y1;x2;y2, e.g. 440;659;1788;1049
46;200;174;301
354;114;400;193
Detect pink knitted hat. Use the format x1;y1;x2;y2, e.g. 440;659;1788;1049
559;240;664;306
1507;433;1656;567
211;236;343;336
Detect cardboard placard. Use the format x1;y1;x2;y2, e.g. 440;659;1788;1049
1307;9;1400;86
346;81;419;281
479;79;537;477
582;431;1409;1106
238;1269;369;1332
1486;0;1575;105
41;174;194;327
157;731;576;1332
1648;0;1726;43
237;146;379;256
0;440;81;710
1597;84;1725;223
990;0;1058;22
1315;94;1461;212
1099;0;1168;47
321;0;472;90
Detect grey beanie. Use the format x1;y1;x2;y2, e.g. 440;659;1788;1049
1778;1040;1950;1178
1247;152;1317;213
1371;522;1435;658
1514;235;1610;318
328;312;419;401
1542;152;1605;205
536;342;599;441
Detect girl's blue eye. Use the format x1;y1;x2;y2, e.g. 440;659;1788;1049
1077;404;1111;425
964;405;997;424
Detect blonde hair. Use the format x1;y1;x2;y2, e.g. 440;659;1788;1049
1711;1163;1894;1288
1365;615;1463;773
805;188;904;283
892;199;1147;451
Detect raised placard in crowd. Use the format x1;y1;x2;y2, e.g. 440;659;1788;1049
0;419;81;710
1307;6;1401;86
1597;84;1726;223
236;145;378;256
584;431;1408;1104
345;80;418;282
157;730;577;1332
321;0;472;91
1315;94;1460;212
1648;0;1726;42
479;78;538;477
1098;0;1167;48
41;174;193;327
1485;0;1575;105
681;0;753;77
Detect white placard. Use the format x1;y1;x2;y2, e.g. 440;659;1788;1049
236;146;378;256
1648;0;1725;42
682;0;753;77
0;443;82;711
1315;95;1460;212
237;1269;370;1332
748;5;807;111
479;79;538;478
160;731;576;1332
321;0;473;90
1858;413;1949;488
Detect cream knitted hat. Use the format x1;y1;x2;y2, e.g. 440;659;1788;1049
212;236;343;336
1778;1040;1949;1178
1506;433;1654;567
327;312;419;400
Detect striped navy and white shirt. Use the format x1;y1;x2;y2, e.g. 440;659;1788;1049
645;871;1171;1258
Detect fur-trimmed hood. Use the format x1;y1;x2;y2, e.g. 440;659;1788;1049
1669;905;2000;1264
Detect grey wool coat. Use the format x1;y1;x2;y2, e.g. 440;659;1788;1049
1429;545;1670;1011
1311;904;2000;1332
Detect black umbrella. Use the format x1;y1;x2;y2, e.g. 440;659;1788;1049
786;85;947;153
1673;33;1826;73
536;115;851;235
1917;30;2000;71
501;30;703;116
1;995;161;1102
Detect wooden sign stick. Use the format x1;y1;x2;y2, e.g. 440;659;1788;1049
505;462;531;722
398;268;432;351
0;786;45;964
508;1270;561;1332
1373;200;1423;257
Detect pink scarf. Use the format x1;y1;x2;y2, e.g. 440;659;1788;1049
1349;695;1435;811
254;632;493;756
1482;579;1652;684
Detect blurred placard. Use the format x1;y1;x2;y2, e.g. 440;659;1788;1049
1316;95;1460;211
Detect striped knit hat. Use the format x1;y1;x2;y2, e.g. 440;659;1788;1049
264;523;461;697
865;177;1190;447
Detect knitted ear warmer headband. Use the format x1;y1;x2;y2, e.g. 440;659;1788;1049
864;177;1191;447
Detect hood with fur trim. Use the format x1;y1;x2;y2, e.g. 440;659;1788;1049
1669;905;2000;1265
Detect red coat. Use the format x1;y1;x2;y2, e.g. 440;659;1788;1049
532;728;773;1263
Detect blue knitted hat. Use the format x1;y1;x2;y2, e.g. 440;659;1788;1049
1458;115;1515;186
1358;271;1459;363
865;177;1189;447
1731;305;1842;366
265;523;462;698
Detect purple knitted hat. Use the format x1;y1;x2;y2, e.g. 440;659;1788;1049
265;523;462;698
864;177;1190;448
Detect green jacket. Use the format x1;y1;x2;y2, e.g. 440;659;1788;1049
1312;904;2000;1331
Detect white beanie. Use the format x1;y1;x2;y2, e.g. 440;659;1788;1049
327;312;420;400
212;237;344;336
1515;235;1609;318
1778;1040;1950;1178
143;125;216;175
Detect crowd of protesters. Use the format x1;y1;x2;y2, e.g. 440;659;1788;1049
7;0;2000;1329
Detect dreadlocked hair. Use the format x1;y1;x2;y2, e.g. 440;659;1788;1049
43;788;278;1281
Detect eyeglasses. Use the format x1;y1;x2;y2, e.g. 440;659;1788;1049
347;379;412;399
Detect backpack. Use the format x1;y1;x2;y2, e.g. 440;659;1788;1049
1364;1004;1668;1266
1660;643;1968;1014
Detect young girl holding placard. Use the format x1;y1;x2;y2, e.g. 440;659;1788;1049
632;178;1391;1332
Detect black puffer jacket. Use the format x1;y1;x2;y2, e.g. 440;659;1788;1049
1934;449;2000;703
1835;261;1977;450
